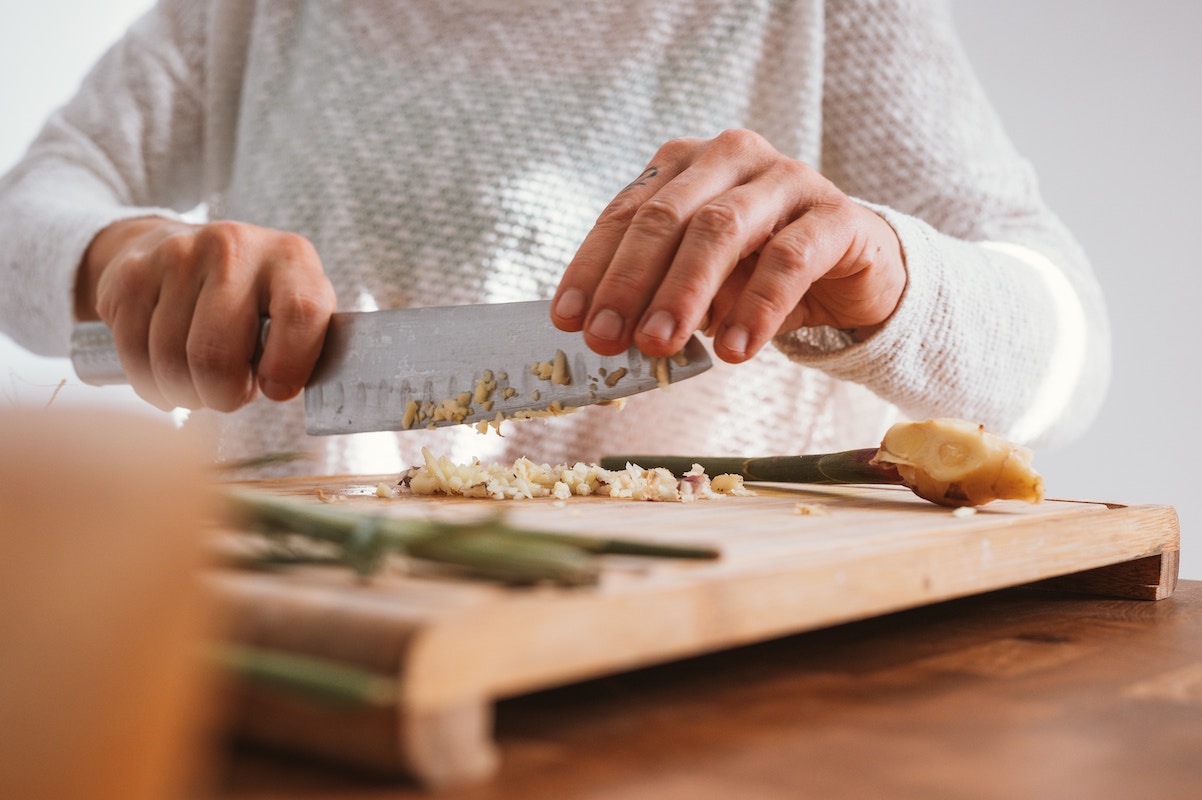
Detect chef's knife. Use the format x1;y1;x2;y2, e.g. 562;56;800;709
70;299;713;435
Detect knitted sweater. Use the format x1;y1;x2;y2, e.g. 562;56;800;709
0;0;1110;476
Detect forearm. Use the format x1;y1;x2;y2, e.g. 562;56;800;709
0;0;209;355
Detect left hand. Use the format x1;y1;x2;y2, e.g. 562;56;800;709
551;129;907;363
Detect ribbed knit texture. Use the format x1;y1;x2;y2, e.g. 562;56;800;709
0;0;1110;476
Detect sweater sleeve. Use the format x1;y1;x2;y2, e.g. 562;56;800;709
0;0;208;357
774;0;1111;450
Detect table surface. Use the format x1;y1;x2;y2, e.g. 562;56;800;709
213;580;1202;800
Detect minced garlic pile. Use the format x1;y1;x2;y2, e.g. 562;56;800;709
398;447;754;502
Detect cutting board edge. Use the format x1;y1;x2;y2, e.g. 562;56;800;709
397;501;1180;711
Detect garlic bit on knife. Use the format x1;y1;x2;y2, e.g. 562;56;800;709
871;418;1044;508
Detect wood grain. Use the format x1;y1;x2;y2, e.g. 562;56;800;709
210;475;1181;787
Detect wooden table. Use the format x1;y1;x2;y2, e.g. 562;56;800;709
214;579;1202;799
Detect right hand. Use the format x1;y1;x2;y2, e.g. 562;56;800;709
75;217;337;412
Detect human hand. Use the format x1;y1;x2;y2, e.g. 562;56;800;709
551;129;906;363
74;218;337;412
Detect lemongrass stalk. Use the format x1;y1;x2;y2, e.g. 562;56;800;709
602;418;1044;508
599;448;904;486
220;490;717;586
405;529;598;586
214;644;397;708
507;529;718;559
224;490;717;558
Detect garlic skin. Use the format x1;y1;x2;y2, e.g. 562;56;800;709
871;418;1044;507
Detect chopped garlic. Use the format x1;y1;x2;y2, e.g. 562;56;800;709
397;448;755;503
651;357;671;389
710;473;755;496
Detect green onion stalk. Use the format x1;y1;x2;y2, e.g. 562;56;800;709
220;489;718;587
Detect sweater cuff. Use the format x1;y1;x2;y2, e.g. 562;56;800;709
21;204;184;357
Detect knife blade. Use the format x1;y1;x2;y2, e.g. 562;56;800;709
70;300;713;435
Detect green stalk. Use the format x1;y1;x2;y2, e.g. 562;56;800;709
214;644;397;708
505;529;718;559
405;528;598;586
220;489;718;586
598;448;904;486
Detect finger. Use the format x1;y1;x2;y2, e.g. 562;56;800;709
155;223;258;411
253;236;335;402
631;174;795;356
580;154;750;355
146;241;208;410
95;243;173;411
109;303;173;411
703;254;757;338
187;283;260;412
712;200;852;362
148;300;204;410
552;161;679;334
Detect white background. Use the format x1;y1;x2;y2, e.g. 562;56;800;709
2;1;1197;577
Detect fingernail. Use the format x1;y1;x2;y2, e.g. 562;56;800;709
719;324;749;358
640;310;677;343
587;308;625;342
555;288;586;319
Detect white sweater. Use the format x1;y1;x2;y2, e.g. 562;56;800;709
0;0;1110;476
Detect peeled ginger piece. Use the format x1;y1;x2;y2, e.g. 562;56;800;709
871;418;1044;507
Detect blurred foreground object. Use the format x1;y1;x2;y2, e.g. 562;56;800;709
0;408;216;800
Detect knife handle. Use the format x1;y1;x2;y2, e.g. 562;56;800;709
70;319;271;386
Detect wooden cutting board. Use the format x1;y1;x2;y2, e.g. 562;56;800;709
211;475;1180;789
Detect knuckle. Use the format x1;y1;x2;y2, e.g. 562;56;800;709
191;222;250;281
195;221;246;257
599;267;651;300
595;195;641;228
739;283;791;323
273;231;321;266
778;158;818;185
654;136;703;163
154;229;196;265
761;230;818;268
632;196;686;235
690;201;744;243
659;278;716;319
271;286;333;326
715;128;768;154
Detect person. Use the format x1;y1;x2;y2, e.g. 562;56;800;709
0;0;1110;477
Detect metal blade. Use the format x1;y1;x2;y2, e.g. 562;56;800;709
303;300;712;435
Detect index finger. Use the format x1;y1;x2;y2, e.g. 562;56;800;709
551;164;670;334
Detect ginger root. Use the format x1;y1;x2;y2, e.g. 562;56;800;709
871;418;1044;507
